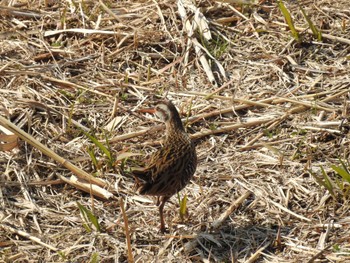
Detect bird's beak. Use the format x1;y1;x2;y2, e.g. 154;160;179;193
139;108;156;114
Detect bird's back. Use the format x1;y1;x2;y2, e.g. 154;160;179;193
133;131;197;197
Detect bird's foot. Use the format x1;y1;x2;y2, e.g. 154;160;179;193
160;225;169;234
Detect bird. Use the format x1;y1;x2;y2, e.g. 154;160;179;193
132;100;197;233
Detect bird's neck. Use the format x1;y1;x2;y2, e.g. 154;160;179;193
165;120;186;139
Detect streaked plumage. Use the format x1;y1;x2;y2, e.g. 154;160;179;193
133;100;197;232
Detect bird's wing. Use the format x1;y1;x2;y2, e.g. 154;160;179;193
131;167;151;181
148;144;192;181
134;140;196;196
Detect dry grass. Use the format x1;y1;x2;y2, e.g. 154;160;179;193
1;0;350;262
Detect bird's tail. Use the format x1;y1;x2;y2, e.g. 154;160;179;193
131;167;149;181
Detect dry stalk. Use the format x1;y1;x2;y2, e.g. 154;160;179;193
0;224;58;251
119;198;134;263
273;21;350;45
211;191;252;229
0;116;112;198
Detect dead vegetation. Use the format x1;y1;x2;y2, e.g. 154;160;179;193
1;0;350;262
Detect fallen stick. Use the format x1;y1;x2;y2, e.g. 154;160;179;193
211;191;252;229
0;116;112;199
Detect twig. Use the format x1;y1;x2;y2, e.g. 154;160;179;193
44;28;131;37
241;88;341;149
152;0;173;41
158;237;175;257
0;179;64;186
58;175;113;200
110;126;163;143
157;56;184;75
279;98;335;112
0;6;44;19
307;243;334;263
270;200;311;222
245;242;271;263
111;98;277;142
0;223;58;251
17;99;90;132
98;0;121;22
119;198;134;263
273;21;350;45
2;71;114;99
298;126;341;134
238;137;301;151
189;97;275;123
241;116;285;149
212;191;251;229
0;116;111;194
180;191;251;255
205;78;236;99
191;116;279;140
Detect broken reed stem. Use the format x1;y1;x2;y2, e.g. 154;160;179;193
245;242;271;263
110;97;276;143
110;126;163;143
111;87;341;143
241;88;344;149
307;243;334;263
180;191;252;255
0;179;64;186
58;175;112;201
191;116;279;140
0;116;112;199
270;200;311;222
205;78;236;99
241;116;286;149
0;224;58;251
211;191;252;229
238;137;301;151
119;198;134;263
273;21;350;45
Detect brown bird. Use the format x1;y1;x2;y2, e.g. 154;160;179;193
133;100;197;232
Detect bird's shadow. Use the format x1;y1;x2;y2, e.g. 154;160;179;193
179;223;289;262
160;218;292;262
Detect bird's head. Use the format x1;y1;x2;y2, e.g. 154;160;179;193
141;100;183;130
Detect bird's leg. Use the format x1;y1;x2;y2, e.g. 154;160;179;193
159;196;170;233
132;177;141;191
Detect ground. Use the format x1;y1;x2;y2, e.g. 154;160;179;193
1;0;350;262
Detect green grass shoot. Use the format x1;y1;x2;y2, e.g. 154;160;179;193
90;252;99;263
185;99;193;130
299;5;322;41
310;166;335;197
77;201;101;232
278;0;300;42
87;146;99;171
178;193;188;221
311;159;350;199
83;130;115;168
331;159;350;198
331;159;350;183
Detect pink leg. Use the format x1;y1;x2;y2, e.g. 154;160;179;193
159;196;170;233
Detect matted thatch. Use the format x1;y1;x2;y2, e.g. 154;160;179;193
1;0;350;262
